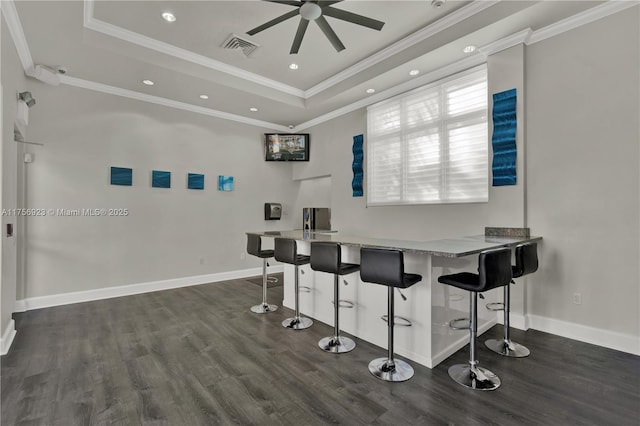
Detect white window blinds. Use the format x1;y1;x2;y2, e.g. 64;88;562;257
366;65;488;205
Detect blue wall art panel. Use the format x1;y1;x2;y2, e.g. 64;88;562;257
218;175;234;191
491;88;518;186
110;167;132;186
152;170;171;188
352;134;364;197
187;173;205;190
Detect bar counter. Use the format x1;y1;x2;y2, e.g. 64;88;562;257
247;230;541;368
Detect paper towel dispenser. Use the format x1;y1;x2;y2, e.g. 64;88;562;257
264;203;282;220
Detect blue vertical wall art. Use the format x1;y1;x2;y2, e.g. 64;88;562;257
187;173;205;190
110;167;132;186
218;175;234;191
491;88;518;186
352;134;364;197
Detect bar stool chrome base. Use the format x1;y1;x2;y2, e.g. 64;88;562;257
485;338;530;358
448;364;501;391
250;303;278;314
369;358;414;382
318;336;355;354
282;317;313;330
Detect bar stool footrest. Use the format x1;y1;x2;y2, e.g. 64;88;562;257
485;302;504;311
331;299;355;309
448;317;470;330
381;315;412;327
299;286;312;293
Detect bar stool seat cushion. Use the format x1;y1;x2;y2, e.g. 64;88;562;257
438;272;483;292
253;249;274;259
247;234;274;259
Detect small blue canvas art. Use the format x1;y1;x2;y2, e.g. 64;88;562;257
218;175;234;191
110;167;132;186
188;173;205;190
152;170;171;188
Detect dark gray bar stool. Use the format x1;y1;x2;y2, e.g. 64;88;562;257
438;247;512;391
275;238;313;330
246;234;277;314
360;248;422;382
310;242;359;354
485;242;538;358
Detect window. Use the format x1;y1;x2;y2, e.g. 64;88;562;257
366;66;488;205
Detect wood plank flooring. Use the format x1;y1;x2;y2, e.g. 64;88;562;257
2;276;639;425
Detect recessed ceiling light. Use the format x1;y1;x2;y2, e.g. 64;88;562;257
409;69;420;76
289;63;299;70
463;45;477;53
162;12;176;22
250;107;258;112
366;88;375;94
142;79;154;86
199;94;209;100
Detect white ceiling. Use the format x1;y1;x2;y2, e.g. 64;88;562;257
6;0;621;130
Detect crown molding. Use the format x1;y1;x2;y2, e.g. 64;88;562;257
83;0;306;98
478;28;532;56
303;0;500;98
60;75;290;132
527;0;639;45
1;0;34;71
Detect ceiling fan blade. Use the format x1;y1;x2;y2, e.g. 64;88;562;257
263;0;303;6
247;9;300;36
318;1;343;6
316;16;345;52
322;7;385;31
290;18;309;54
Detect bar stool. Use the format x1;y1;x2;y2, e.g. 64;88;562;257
360;248;422;382
274;238;313;330
246;234;277;314
310;242;359;354
485;242;538;357
438;247;512;390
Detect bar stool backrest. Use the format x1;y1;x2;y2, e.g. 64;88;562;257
310;242;341;274
247;234;264;257
478;248;513;292
513;243;538;278
360;248;404;287
274;238;298;264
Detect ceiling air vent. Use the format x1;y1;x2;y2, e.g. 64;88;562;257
222;34;260;57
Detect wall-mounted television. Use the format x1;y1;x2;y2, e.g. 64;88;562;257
265;133;309;161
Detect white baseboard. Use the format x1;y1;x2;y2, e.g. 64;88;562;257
1;319;16;355
14;266;283;312
528;314;640;356
496;311;529;331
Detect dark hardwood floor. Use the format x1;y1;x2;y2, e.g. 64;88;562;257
2;276;639;425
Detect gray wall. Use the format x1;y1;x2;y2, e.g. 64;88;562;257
1;21;26;340
19;83;299;298
291;10;639;342
526;9;640;336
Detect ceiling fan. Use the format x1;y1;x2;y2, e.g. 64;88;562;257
247;0;385;54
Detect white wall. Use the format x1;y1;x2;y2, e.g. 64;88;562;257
526;9;639;338
19;82;299;299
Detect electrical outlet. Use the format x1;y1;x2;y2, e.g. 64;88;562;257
199;257;205;265
240;252;246;261
572;293;582;305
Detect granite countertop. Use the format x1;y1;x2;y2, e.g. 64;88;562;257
247;230;542;258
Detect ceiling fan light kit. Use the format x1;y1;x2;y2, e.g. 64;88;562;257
247;0;385;54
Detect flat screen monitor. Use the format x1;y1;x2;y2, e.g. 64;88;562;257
264;133;309;161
